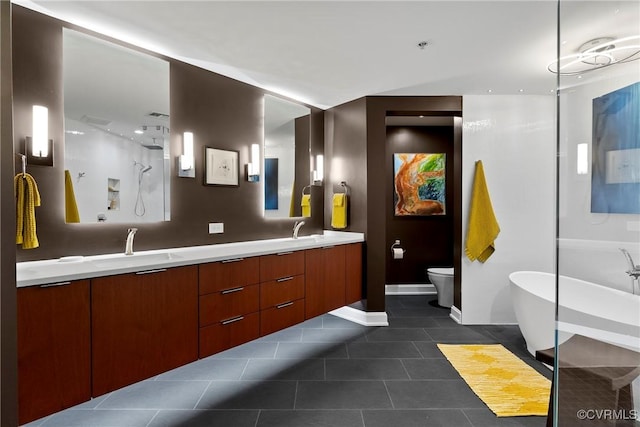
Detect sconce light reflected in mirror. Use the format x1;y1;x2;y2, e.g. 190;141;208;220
26;105;54;166
313;154;324;185
178;131;195;178
247;143;260;182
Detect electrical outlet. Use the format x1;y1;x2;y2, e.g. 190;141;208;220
208;223;224;234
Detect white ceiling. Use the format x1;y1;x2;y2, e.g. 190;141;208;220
14;1;640;109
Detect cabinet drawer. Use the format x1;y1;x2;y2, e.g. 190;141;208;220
199;311;260;357
260;299;305;336
260;275;305;310
259;251;305;282
199;284;259;327
199;257;259;295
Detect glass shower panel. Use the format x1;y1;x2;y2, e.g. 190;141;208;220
555;1;640;426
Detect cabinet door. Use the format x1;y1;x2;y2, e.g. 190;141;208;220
18;280;91;425
345;243;363;304
305;246;346;319
92;266;198;396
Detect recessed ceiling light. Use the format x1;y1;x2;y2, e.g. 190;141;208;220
519;89;524;93
134;129;144;134
487;89;493;93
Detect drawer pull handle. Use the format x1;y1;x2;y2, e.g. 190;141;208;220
135;268;167;275
321;245;336;249
221;287;244;294
276;276;294;283
40;281;71;288
222;258;244;264
276;301;294;309
276;251;293;256
221;316;244;325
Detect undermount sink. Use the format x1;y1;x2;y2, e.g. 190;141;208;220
90;252;183;269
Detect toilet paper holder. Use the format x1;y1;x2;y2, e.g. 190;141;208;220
390;240;406;255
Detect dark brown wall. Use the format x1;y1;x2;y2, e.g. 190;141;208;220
365;97;462;312
323;97;368;234
385;126;455;284
1;2;19;425
13;6;323;262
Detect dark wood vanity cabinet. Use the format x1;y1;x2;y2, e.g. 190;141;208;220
305;245;346;319
198;257;261;357
17;280;91;425
305;243;363;319
345;243;363;304
259;251;306;336
91;266;199;397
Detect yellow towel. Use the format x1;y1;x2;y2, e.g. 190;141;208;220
465;161;500;262
331;193;347;229
65;170;80;223
301;194;311;217
15;173;41;249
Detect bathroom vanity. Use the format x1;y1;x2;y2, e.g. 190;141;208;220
16;232;363;424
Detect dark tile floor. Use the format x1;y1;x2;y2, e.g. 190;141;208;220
25;295;552;427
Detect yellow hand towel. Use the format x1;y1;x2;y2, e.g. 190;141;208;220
65;170;80;223
301;194;311;217
465;161;500;262
331;193;347;229
15;173;41;249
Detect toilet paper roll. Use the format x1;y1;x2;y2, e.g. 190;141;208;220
392;248;404;259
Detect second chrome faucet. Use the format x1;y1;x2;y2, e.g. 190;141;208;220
293;221;305;239
125;228;138;255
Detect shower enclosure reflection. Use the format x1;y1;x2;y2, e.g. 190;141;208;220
63;28;170;223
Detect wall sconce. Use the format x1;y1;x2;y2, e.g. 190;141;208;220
577;143;589;175
178;131;195;178
313;154;324;185
25;105;53;166
247;143;260;182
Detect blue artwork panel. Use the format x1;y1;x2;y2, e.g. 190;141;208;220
265;158;279;210
591;81;640;214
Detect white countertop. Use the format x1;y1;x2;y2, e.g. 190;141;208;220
16;231;364;288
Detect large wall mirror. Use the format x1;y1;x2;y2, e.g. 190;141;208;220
263;94;311;218
63;29;170;223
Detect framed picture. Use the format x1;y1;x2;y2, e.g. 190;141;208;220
393;153;446;216
591;81;640;214
204;147;239;186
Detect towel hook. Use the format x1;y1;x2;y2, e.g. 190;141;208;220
15;153;27;176
302;184;311;195
339;181;350;196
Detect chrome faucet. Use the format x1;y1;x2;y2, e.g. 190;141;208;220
125;228;138;255
292;221;305;239
620;248;640;279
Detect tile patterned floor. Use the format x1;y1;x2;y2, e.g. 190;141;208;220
25;295;551;427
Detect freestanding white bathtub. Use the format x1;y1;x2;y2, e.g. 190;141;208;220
509;271;640;357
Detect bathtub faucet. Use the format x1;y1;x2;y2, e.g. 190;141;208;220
619;248;640;285
125;228;138;255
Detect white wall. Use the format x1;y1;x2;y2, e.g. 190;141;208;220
461;95;556;324
65;118;166;223
557;69;640;292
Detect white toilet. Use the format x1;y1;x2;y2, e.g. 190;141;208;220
427;267;454;308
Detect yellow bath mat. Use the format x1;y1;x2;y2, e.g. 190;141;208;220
437;344;550;417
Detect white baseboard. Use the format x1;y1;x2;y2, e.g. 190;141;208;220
449;306;462;324
385;284;436;295
329;306;389;326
